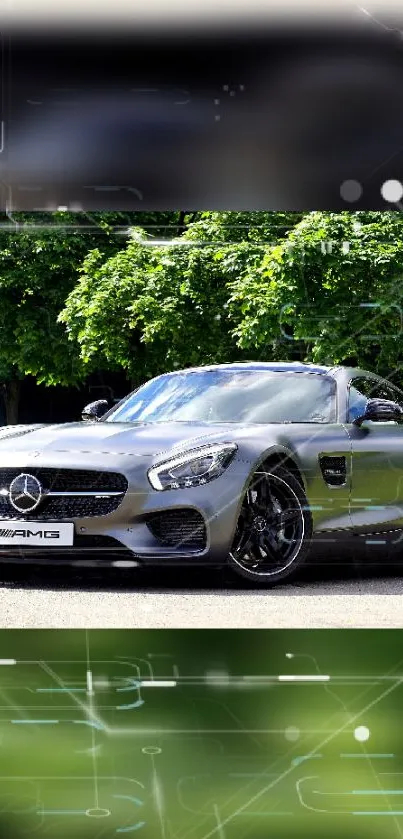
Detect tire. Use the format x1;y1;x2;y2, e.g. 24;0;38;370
227;465;312;586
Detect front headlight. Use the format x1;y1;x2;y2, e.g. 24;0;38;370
148;443;238;491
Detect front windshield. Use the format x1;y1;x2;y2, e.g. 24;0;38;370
105;370;336;424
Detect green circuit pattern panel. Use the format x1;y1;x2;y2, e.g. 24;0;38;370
0;629;402;838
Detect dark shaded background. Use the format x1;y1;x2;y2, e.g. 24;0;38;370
2;19;403;209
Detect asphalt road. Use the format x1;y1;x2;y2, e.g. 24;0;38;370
0;559;403;628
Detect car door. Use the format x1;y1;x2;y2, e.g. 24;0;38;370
345;374;403;531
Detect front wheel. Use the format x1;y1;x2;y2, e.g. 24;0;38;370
227;465;312;586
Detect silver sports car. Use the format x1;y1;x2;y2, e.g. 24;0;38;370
0;361;402;586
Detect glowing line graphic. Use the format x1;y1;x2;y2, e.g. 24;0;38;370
11;720;59;724
352;790;403;795
36;688;86;693
352;812;403;816
213;804;225;839
116;678;144;710
340;753;394;758
38;810;87;816
292;756;323;766
278;676;330;682
87;670;93;695
114;795;145;833
72;720;105;731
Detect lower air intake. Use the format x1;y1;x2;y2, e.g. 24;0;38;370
146;509;207;550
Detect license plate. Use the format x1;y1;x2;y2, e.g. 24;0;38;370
0;521;74;546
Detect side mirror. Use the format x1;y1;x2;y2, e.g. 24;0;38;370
81;399;109;422
353;397;403;427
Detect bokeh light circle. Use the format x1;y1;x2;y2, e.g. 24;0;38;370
285;726;300;742
340;179;362;202
381;179;403;203
354;725;370;742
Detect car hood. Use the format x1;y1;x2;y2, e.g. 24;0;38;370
0;421;245;458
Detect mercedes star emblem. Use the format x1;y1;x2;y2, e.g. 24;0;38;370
9;473;43;513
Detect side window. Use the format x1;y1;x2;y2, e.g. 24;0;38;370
348;384;368;422
348;376;403;422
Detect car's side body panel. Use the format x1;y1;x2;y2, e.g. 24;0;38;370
233;424;352;532
341;369;403;532
347;421;403;531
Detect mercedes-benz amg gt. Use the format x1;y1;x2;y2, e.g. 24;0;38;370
0;361;402;586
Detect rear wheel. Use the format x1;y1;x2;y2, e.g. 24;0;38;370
227;465;312;586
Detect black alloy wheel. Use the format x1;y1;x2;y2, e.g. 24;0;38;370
228;465;312;585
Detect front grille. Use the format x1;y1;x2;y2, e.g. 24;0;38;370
0;468;127;493
0;468;127;519
147;509;207;549
0;495;122;520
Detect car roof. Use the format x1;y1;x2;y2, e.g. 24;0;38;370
168;361;335;375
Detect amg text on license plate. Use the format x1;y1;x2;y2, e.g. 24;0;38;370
0;521;74;546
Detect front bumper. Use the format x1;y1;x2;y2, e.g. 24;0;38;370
0;453;252;567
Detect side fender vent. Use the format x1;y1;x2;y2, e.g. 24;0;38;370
319;455;347;487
